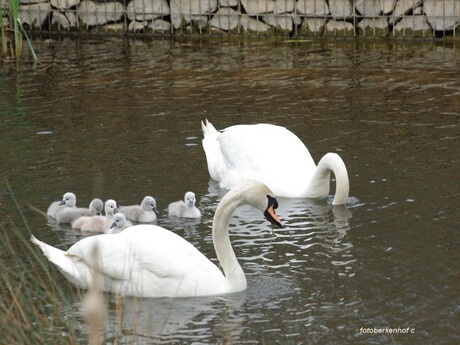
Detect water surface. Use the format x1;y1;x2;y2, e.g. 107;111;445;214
1;37;459;344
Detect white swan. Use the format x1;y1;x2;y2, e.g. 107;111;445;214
168;191;201;219
107;213;129;234
47;192;76;218
118;196;158;223
71;199;118;233
55;198;104;224
31;181;282;298
201;120;350;205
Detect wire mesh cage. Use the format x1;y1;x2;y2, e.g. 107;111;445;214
2;0;459;38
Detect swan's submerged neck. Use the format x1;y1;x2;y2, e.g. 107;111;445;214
309;153;349;205
212;190;247;292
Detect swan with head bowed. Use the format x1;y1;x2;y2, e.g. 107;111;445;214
201;119;350;205
30;181;283;298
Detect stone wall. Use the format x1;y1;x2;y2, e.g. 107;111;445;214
6;0;460;37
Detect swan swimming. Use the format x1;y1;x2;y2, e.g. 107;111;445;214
201;119;350;205
55;198;104;224
47;192;76;218
71;199;118;233
31;181;282;298
119;196;158;223
168;191;201;219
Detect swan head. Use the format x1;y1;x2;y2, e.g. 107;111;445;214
104;199;118;216
184;191;196;207
59;192;76;207
234;181;283;228
142;196;158;213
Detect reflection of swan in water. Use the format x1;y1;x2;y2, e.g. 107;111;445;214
92;275;294;342
103;293;246;341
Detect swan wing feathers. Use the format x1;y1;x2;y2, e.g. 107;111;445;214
216;124;316;196
68;225;223;297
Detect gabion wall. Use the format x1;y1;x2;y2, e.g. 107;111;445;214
6;0;460;37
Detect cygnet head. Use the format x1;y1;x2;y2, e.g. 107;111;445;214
59;192;76;207
141;196;158;213
110;213;126;231
104;199;118;216
184;191;196;207
89;198;104;216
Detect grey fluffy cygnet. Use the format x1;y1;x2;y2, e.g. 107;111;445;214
72;199;119;233
168;191;201;219
47;192;77;218
118;196;158;223
107;213;129;234
55;198;104;224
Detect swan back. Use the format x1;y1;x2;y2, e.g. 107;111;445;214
202;121;316;197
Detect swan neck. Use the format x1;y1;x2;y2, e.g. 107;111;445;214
312;153;350;205
212;191;246;291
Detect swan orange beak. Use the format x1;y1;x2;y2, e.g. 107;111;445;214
264;196;283;228
266;204;282;228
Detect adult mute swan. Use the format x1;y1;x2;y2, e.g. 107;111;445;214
201;120;350;205
31;181;282;298
55;198;104;224
47;192;76;218
168;191;201;219
119;196;158;223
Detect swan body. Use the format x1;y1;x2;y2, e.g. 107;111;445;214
72;199;118;233
107;213;129;234
47;192;77;218
119;196;158;223
55;198;104;224
168;191;201;219
201;120;350;205
31;181;282;298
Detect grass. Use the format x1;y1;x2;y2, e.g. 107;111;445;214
1;0;37;61
0;178;162;344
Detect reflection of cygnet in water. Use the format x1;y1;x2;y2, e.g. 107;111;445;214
47;192;76;218
107;213;129;234
168;191;201;219
72;199;118;233
119;196;158;223
56;198;103;224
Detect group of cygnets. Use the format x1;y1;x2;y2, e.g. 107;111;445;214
46;191;201;234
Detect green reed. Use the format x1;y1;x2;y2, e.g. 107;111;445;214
0;0;37;61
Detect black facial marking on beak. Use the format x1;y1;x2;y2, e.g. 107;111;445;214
264;195;283;228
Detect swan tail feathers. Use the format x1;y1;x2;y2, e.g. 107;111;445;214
201;119;218;138
31;235;91;288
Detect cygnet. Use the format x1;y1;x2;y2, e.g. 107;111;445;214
107;213;129;234
47;192;76;218
55;198;103;224
71;199;118;233
168;191;201;219
119;196;158;223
